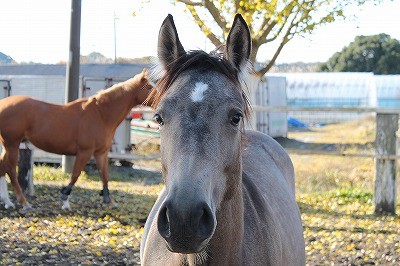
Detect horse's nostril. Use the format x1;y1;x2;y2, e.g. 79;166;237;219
157;205;171;239
198;205;215;241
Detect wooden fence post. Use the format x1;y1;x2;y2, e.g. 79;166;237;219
375;113;398;214
18;142;34;196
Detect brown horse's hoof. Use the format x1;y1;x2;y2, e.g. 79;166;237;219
61;200;72;210
106;200;118;209
22;203;33;211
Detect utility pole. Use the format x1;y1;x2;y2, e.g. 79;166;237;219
62;0;81;173
114;12;118;64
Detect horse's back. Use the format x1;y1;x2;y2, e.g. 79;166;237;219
242;130;305;265
0;95;94;154
0;95;55;115
0;96;37;131
0;95;31;110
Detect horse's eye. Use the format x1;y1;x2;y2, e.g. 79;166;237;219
231;113;243;126
153;114;164;126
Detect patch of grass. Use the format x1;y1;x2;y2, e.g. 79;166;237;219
299;188;400;265
33;165;70;182
290;154;375;193
289;115;376;146
33;163;162;185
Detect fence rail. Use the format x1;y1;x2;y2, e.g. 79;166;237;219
253;105;400;114
283;149;398;160
254;105;399;215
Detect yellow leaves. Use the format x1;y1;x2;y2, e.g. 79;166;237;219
48;249;58;255
108;237;117;247
3;157;400;264
109;228;119;235
0;167;161;264
346;243;356;251
299;188;400;264
29;247;39;253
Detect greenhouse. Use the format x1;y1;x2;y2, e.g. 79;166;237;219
266;72;400;123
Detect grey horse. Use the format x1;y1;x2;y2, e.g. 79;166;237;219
140;14;305;266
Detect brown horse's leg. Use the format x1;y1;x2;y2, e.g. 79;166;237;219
95;152;116;208
0;148;15;208
4;145;31;210
60;151;92;210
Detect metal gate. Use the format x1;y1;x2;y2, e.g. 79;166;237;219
0;79;11;99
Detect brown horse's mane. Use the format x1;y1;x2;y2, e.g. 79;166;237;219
92;78;136;105
146;50;251;118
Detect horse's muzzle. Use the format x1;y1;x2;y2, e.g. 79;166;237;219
157;200;215;254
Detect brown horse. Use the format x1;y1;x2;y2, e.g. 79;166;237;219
0;69;152;210
140;15;305;265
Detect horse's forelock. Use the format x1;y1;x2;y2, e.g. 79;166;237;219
146;50;251;118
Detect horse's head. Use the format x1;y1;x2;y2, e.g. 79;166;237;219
134;68;155;105
152;14;251;254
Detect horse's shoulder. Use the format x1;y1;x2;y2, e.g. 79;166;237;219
241;153;304;265
243;130;289;160
243;130;295;192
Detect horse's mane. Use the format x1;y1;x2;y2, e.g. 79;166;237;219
92;79;137;105
146;50;251;118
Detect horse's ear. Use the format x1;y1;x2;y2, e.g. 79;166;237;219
224;14;251;71
158;14;186;69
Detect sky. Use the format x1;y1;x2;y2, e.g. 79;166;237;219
0;0;399;64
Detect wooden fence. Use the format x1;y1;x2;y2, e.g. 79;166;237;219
253;105;399;215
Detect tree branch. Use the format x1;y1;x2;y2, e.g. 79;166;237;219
259;21;277;43
185;5;223;48
258;0;297;43
234;0;240;10
258;37;289;76
175;0;203;6
176;0;228;34
257;8;301;75
257;16;270;38
204;0;228;33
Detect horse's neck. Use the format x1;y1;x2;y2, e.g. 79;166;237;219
207;178;244;264
96;81;141;128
